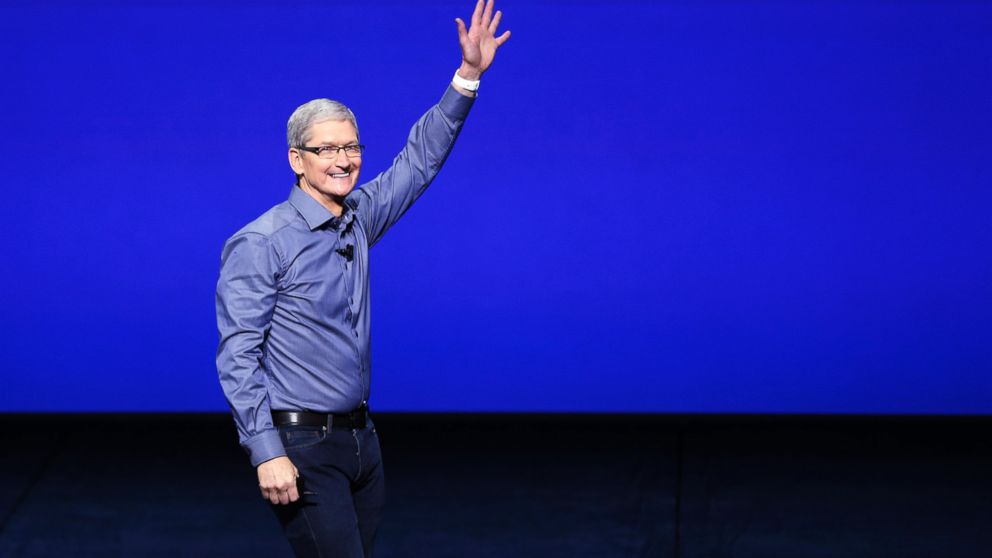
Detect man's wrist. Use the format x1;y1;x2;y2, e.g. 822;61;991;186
457;63;482;81
452;71;480;94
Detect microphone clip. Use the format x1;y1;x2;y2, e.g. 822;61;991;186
336;244;354;262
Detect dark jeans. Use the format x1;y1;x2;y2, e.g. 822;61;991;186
271;419;384;558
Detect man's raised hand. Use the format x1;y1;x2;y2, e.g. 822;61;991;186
455;0;511;80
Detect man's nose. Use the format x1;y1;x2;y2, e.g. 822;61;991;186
333;149;351;167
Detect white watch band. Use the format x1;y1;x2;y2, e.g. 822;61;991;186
452;71;481;92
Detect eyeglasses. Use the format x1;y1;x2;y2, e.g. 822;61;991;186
298;144;366;159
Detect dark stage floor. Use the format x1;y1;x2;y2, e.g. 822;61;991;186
0;414;989;557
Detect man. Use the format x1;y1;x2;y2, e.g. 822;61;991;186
214;2;509;556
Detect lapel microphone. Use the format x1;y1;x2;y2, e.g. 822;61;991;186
336;244;354;262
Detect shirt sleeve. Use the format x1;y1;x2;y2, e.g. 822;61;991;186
352;85;475;247
215;232;286;467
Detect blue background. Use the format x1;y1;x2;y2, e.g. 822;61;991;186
1;1;989;413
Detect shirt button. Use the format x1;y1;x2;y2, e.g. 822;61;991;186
353;329;358;337
346;310;353;320
349;298;354;305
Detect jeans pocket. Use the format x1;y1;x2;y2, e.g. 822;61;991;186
279;425;327;450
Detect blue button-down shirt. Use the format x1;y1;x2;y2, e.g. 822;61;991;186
216;86;474;466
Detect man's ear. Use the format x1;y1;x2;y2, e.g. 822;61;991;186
288;148;305;176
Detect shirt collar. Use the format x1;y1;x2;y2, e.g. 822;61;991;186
288;186;354;231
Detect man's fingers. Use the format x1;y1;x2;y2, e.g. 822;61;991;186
258;476;299;505
471;0;484;27
266;489;280;505
455;17;468;41
262;485;298;505
482;0;494;28
495;30;511;47
488;10;502;35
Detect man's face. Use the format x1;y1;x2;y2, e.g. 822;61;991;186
289;119;362;215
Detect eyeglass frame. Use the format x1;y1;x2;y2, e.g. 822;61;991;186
296;144;366;159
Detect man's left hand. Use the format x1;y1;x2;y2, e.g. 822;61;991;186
455;0;511;81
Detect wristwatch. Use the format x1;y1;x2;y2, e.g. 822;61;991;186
452;70;481;92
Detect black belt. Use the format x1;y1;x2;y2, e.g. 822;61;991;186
272;403;368;429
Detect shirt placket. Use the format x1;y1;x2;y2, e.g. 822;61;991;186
338;220;367;408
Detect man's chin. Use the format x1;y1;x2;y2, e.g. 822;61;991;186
327;180;357;197
300;183;353;209
331;186;355;200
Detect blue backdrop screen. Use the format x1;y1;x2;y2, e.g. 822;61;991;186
2;1;989;413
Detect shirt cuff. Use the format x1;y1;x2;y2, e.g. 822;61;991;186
440;84;475;121
242;429;286;467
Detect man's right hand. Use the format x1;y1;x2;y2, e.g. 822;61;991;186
257;456;300;505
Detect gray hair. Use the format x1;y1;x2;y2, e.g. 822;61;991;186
287;98;359;148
